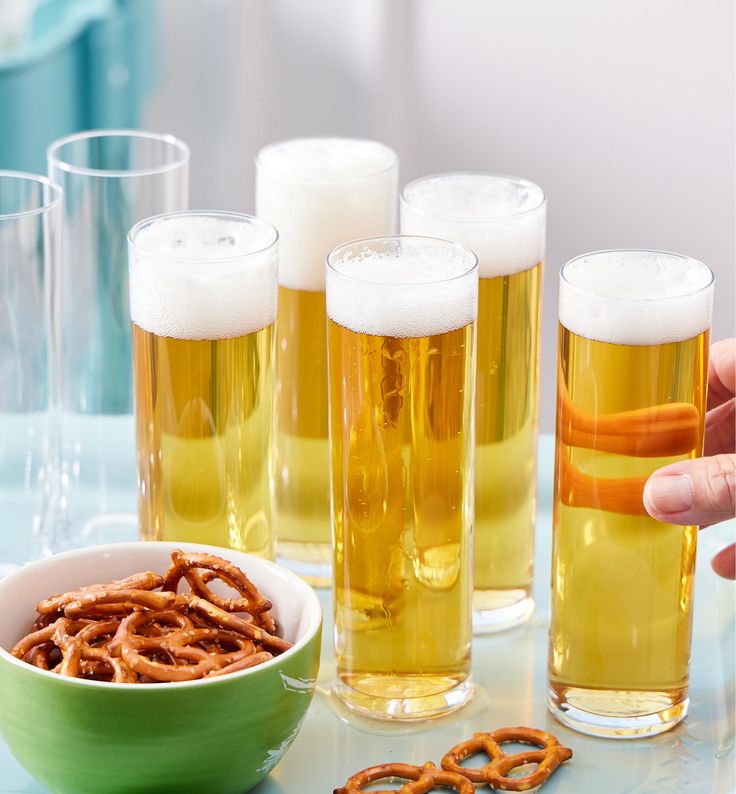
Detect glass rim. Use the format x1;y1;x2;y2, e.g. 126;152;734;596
128;210;279;264
0;170;63;221
401;172;546;223
560;248;715;302
326;234;479;288
255;136;399;185
47;129;190;179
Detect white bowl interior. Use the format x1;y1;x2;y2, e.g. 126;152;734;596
0;542;321;659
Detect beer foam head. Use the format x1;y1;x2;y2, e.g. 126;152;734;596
559;250;714;345
129;213;278;340
401;174;545;278
256;138;398;292
326;237;478;337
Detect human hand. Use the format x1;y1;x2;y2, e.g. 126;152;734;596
643;338;735;578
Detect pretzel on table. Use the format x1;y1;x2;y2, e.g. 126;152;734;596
334;762;474;794
441;726;573;791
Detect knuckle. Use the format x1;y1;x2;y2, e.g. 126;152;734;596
700;454;736;514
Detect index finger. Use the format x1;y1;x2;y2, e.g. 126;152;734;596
707;338;736;410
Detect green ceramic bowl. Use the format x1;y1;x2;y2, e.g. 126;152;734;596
0;541;321;794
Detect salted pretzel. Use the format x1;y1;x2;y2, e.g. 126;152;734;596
111;609;271;682
63;588;177;619
163;550;275;632
441;727;573;791
181;593;290;654
334;762;474;794
11;550;290;683
37;572;164;615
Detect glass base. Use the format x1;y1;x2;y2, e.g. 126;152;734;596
276;540;331;588
472;589;534;634
548;686;689;739
332;674;473;722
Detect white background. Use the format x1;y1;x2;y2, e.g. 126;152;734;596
144;0;735;431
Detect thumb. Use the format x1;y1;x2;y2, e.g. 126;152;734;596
643;454;736;527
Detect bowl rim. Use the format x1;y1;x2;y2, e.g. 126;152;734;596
0;541;322;690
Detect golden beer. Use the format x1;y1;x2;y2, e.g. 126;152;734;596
133;323;275;555
549;250;713;738
128;212;278;557
274;285;330;561
256;138;397;583
475;265;541;613
327;236;478;719
401;174;545;631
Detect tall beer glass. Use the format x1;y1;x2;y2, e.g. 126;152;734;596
549;250;714;738
402;174;545;633
256;138;397;585
327;235;478;719
128;212;278;557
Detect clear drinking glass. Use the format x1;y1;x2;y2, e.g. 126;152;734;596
47;130;189;550
327;235;478;719
0;171;62;572
128;211;278;557
549;250;714;738
256;138;398;586
402;174;545;633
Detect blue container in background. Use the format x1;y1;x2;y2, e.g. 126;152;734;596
0;0;156;173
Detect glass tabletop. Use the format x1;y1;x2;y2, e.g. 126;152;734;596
1;435;733;793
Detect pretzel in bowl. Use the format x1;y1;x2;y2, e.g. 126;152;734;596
10;550;290;683
334;762;474;794
441;727;573;791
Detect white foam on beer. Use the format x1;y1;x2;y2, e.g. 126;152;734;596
326;245;477;338
129;215;277;340
559;251;713;345
256;138;398;292
401;174;545;278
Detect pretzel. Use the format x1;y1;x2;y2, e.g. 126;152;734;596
37;572;164;615
182;593;291;654
110;610;264;682
63;588;177;619
163;550;275;632
441;727;572;791
11;550;291;683
53;620;136;683
334;762;474;794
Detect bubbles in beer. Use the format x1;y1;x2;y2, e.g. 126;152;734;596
559;251;714;346
256;138;398;292
401;174;545;278
327;242;477;338
129;214;278;340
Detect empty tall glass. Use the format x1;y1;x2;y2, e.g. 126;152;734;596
0;171;62;571
47;130;189;549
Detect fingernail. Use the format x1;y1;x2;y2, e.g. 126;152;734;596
646;474;694;514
